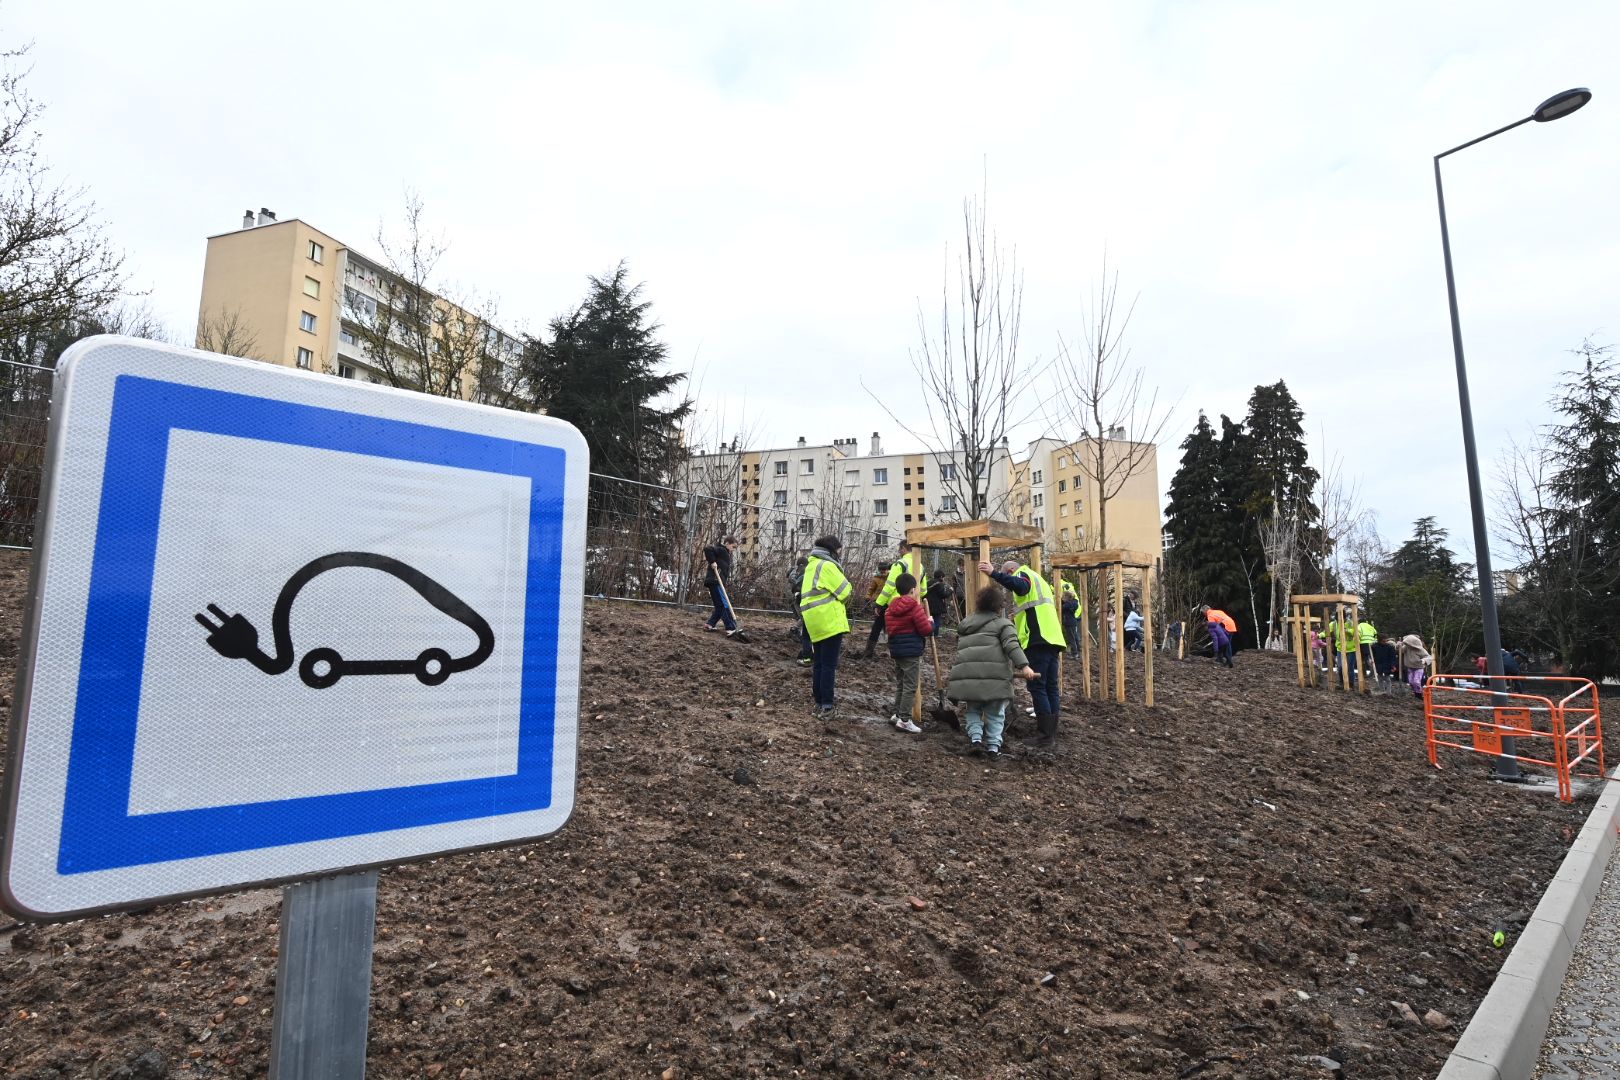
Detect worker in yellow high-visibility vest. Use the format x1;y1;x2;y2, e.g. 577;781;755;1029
799;535;854;716
980;557;1066;748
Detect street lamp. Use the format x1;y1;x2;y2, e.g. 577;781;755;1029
1433;87;1591;781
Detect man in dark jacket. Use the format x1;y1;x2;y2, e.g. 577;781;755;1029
701;535;740;636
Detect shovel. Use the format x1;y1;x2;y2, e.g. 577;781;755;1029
927;634;958;728
710;564;751;643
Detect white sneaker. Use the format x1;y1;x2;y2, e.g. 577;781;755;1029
888;714;902;725
895;718;922;734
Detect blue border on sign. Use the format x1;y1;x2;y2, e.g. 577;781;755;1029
57;374;565;874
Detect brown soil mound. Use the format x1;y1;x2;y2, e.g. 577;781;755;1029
0;559;1605;1078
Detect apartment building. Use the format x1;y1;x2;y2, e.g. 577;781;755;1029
195;208;519;396
680;433;1014;559
1009;433;1163;563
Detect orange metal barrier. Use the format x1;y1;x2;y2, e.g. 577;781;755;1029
1423;675;1604;802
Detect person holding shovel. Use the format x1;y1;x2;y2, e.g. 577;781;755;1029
701;535;741;636
884;572;933;733
800;535;854;717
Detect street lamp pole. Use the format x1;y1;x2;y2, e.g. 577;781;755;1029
1432;87;1591;781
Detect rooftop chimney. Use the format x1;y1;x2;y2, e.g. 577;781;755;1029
242;209;255;230
870;431;882;456
796;436;806;448
256;207;277;226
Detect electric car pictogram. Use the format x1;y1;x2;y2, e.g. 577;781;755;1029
194;552;495;689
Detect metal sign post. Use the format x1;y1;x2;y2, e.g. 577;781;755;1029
269;870;379;1079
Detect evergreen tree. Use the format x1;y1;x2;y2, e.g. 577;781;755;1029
1387;516;1464;585
1535;340;1620;677
1366;518;1476;670
524;262;692;486
1241;381;1322;639
1163;413;1248;622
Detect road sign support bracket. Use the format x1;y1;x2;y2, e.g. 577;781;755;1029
269;869;379;1079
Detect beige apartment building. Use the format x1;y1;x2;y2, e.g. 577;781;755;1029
1009;434;1162;563
195;208;518;395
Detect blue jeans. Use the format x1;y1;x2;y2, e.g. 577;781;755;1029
797;615;814;659
965;700;1009;751
1027;648;1062;715
706;583;736;631
812;633;844;708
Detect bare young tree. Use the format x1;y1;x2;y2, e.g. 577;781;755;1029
868;181;1036;519
1257;481;1309;648
1049;256;1173;549
1314;449;1367;592
0;44;127;345
347;193;520;402
193;307;264;360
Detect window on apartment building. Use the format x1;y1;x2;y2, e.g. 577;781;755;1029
1060;505;1069;517
903;467;911;476
845;469;859;485
904;514;912;523
939;463;955;481
774;520;787;539
1058;479;1066;493
799;517;813;532
1034;515;1044;529
308;240;324;264
801;459;814;474
904;498;912;506
846;499;860;516
916;465;924;476
874;530;888;547
940;495;957;512
917;481;924;490
873;468;888;484
295;347;313;369
774;460;788;476
1074;499;1083;513
1060;528;1070;541
337;362;355;379
1033;493;1044;508
873;499;888;515
917;513;927;522
339;328;356;346
300;311;317;333
773;491;787;507
344;286;377;322
1057;455;1067;469
799;488;814;503
1032;469;1043;484
303;277;320;299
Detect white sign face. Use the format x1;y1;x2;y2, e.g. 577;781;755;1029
1;337;587;919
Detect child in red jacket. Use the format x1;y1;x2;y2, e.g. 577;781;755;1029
885;573;935;733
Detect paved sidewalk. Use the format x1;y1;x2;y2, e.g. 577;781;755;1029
1535;855;1620;1077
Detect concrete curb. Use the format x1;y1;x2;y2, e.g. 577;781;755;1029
1437;766;1620;1080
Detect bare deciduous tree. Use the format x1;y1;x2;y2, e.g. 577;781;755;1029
0;44;127;345
1049;257;1173;550
867;182;1036;519
347;193;521;403
193;307;264;360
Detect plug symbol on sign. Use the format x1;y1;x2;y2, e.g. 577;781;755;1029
195;552;495;689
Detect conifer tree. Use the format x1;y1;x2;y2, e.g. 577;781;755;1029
1163;413;1248;623
525;262;692;487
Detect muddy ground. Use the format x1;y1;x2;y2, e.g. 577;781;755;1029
0;550;1607;1078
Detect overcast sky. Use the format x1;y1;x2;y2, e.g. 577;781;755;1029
10;0;1617;560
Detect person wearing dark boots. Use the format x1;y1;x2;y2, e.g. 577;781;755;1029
979;557;1067;749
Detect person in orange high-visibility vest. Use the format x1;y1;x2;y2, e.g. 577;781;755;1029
1202;605;1236;667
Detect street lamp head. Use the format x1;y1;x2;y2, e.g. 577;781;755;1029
1533;87;1591;123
